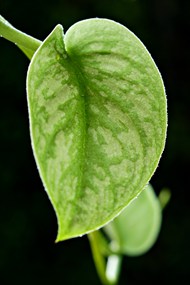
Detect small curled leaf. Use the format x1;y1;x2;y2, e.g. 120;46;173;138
104;184;162;256
27;19;167;241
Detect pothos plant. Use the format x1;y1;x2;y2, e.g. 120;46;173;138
0;15;169;284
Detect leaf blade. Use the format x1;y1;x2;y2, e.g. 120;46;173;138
27;19;167;241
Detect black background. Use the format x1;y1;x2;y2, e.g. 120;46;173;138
0;0;190;284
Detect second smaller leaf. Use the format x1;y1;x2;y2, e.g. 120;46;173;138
103;184;162;256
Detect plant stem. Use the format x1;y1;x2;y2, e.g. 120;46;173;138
88;231;121;285
88;231;109;285
0;15;41;58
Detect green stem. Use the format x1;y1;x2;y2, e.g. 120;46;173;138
0;15;41;59
88;231;109;285
88;231;121;285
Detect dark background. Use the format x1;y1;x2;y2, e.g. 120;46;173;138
0;0;189;284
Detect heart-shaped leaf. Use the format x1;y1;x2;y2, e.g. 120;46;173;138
103;184;162;256
27;19;167;241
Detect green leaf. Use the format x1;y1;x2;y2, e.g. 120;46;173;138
104;184;162;256
26;19;167;241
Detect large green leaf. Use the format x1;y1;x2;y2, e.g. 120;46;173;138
27;19;167;241
103;184;162;256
